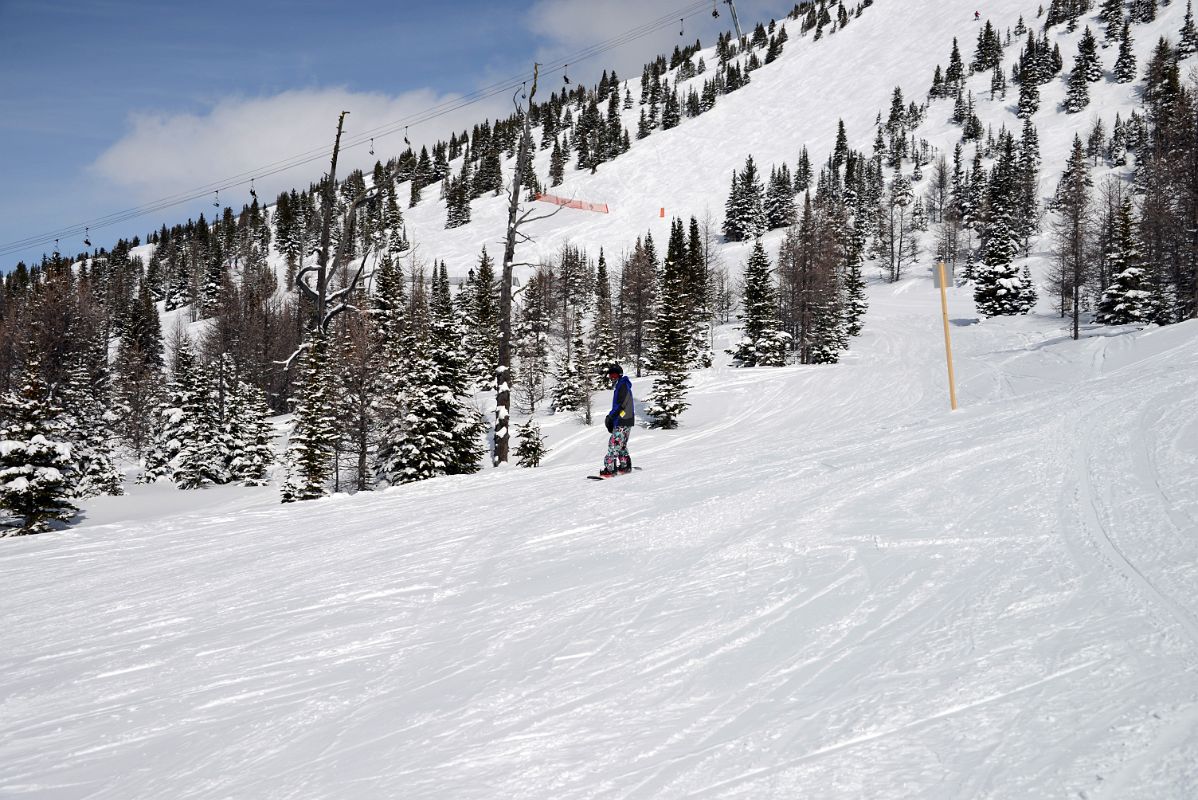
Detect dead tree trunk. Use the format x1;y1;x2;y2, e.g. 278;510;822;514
315;111;349;328
496;65;540;466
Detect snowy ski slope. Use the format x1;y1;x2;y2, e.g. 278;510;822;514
4;0;1198;797
4;280;1197;798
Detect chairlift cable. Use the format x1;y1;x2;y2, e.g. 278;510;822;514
0;0;717;258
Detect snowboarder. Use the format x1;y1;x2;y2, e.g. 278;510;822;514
600;364;634;478
974;10;980;20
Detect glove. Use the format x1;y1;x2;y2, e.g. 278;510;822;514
605;414;614;433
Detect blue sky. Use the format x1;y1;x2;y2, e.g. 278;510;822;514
0;0;792;268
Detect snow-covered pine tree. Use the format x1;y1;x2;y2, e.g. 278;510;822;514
173;356;229;490
1114;22;1137;82
841;219;869;338
1063;57;1090;113
445;167;471;229
281;328;339;502
0;355;76;534
1096;196;1154;324
1017;62;1041;119
723;156;767;241
374;335;450;485
465;248;500;389
590;249;618;389
795;146;813;191
1180;1;1198;57
226;376;274;485
974;132;1036;317
1130;0;1158;24
729;241;789;367
428;261;484;474
647;223;693;429
57;361;122;498
765;164;797;229
514;418;548;467
1078;27;1103;82
1098;0;1124;35
551;337;587;413
1014;120;1042;254
549;136;565;186
368;251;410;458
141;333;197;484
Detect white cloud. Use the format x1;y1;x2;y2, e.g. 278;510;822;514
91;87;509;203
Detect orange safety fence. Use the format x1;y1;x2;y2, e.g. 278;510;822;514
534;193;610;214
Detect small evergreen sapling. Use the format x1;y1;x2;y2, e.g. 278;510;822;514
514;419;548;467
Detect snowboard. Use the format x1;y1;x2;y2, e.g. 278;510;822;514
586;467;642;480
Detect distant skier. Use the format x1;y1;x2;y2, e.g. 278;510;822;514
600;364;634;478
974;10;980;20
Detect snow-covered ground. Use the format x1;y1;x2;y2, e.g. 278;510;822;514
4;270;1198;798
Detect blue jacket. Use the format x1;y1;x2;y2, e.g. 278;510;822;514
609;376;634;427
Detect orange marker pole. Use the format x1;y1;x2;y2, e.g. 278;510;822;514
938;260;959;411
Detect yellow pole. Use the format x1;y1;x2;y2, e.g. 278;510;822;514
938;261;959;411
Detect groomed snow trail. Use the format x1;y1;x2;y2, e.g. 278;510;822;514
4;275;1198;799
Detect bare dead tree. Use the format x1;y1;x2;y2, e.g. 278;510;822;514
495;63;567;465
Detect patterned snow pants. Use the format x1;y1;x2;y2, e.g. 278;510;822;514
604;426;631;474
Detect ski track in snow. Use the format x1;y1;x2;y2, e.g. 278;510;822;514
4;0;1198;797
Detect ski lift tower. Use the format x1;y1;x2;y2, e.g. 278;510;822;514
724;0;745;41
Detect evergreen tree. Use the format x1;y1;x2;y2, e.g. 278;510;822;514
795;146;813;191
1114;22;1137;83
945;37;965;91
723;156;767;241
647;223;693;429
1077;27;1103;83
590;249;618;389
1063;54;1091;113
974;133;1036;317
549;136;565;186
1017;66;1041;118
1096;197;1154;324
445;164;472;229
226;377;274;485
374;334;451;485
281;329;339;502
1130;0;1157;24
551;335;588;413
1180;1;1198;57
841;221;869;338
765;164;797;229
141;335;209;485
514;418;548;467
729;241;789;367
0;356;76;534
427;262;484;474
466;248;500;389
57;361;122;498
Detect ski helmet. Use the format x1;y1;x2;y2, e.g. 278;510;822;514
605;363;624;376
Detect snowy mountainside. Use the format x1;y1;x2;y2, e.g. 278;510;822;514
391;0;1153;277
